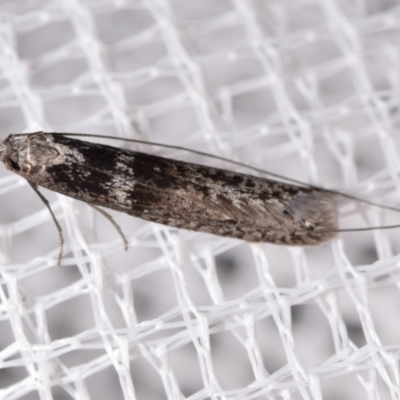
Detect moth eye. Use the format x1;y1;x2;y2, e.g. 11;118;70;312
9;159;20;171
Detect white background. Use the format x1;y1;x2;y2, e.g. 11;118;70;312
1;1;400;399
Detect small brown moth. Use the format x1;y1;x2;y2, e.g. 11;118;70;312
0;132;398;265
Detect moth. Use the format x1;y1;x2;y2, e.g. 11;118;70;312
0;132;396;264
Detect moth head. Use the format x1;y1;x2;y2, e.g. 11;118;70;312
0;133;59;175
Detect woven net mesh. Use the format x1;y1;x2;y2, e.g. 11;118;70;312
1;0;400;399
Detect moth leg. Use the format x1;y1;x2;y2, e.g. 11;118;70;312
89;204;128;251
28;181;64;267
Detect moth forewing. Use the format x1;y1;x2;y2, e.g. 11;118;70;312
0;131;346;267
0;132;339;248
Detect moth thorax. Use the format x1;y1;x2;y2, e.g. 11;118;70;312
26;140;59;166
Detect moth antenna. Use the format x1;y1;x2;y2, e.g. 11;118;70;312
28;182;64;266
49;132;400;216
337;223;400;233
89;204;128;251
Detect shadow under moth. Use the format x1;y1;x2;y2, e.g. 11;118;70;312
0;131;398;265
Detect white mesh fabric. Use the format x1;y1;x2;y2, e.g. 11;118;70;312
1;1;400;399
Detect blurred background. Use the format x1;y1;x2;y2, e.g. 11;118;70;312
1;0;400;399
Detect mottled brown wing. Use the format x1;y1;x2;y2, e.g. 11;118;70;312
179;190;286;225
162;186;337;245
